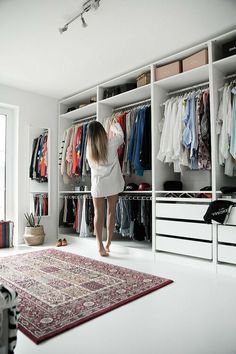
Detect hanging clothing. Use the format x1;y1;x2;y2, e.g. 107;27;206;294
140;105;152;169
29;131;48;182
33;194;48;216
115;197;152;241
217;84;236;176
103;104;151;176
87;123;125;198
230;87;236;159
60;122;91;182
157;89;211;173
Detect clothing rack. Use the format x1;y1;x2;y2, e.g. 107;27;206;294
218;74;236;91
224;73;236;80
113;98;151;112
60;195;152;201
73;115;97;125
168;81;209;96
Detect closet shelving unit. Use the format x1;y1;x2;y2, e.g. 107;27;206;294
58;28;236;271
29;127;50;217
210;31;236;270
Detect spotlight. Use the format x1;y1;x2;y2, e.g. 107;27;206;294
91;0;100;10
81;14;88;28
59;0;101;34
59;25;68;34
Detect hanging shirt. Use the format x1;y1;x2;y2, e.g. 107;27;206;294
230;87;236;159
87;123;125;198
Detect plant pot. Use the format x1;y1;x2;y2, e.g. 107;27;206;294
23;225;45;246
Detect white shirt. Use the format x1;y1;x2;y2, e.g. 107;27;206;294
87;123;125;198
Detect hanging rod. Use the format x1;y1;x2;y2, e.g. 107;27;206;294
218;74;236;91
168;81;209;95
60;195;152;200
113;98;151;112
73;115;97;125
224;73;236;80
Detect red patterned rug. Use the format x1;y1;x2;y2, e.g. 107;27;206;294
0;249;173;343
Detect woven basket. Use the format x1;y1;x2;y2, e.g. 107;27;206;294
24;226;45;246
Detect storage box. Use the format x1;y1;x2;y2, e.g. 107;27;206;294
182;49;208;72
222;38;236;58
137;72;151;87
155;61;182;80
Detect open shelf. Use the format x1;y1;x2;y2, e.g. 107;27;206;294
99;84;151;108
156;197;211;203
154;65;209;91
102;65;150;88
60;102;97;120
213;54;236;76
59;190;91;194
60;87;97;106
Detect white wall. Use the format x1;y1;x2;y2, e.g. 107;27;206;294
0;83;58;244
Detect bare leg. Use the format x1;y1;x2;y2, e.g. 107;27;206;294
93;197;108;257
105;194;118;252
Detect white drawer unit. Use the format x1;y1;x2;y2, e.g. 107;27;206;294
156;236;212;260
156;219;212;241
156;202;208;221
218;244;236;265
218;225;236;244
217;224;236;265
155;201;212;260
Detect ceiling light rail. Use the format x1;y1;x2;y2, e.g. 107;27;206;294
59;0;101;33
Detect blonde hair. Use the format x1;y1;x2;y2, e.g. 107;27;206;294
87;121;108;164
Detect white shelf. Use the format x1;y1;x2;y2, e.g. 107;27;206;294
156;197;211;203
154;65;209;91
60;87;97;106
30;191;48;194
60;102;97;120
102;66;150;88
59;191;91;194
213;54;236;75
155;190;213;194
99;84;151;108
121;191;152;194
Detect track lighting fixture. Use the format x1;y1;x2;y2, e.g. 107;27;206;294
81;14;88;28
59;0;101;34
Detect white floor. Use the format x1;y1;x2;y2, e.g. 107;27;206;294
1;238;236;354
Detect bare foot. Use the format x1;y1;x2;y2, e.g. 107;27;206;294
99;248;109;257
105;244;110;252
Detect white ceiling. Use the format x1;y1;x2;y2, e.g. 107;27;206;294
0;0;236;99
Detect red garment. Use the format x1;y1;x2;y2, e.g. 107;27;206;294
72;126;82;175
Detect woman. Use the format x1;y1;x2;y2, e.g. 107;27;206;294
86;120;125;256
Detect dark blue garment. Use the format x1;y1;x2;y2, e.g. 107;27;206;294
132;108;146;176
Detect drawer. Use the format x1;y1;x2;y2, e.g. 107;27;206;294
226;206;236;225
218;244;236;264
156;236;212;259
156;203;208;221
218;225;236;244
156;219;212;241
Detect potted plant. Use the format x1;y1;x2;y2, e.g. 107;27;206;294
23;213;45;246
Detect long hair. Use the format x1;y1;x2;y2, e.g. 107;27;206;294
87;121;108;164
